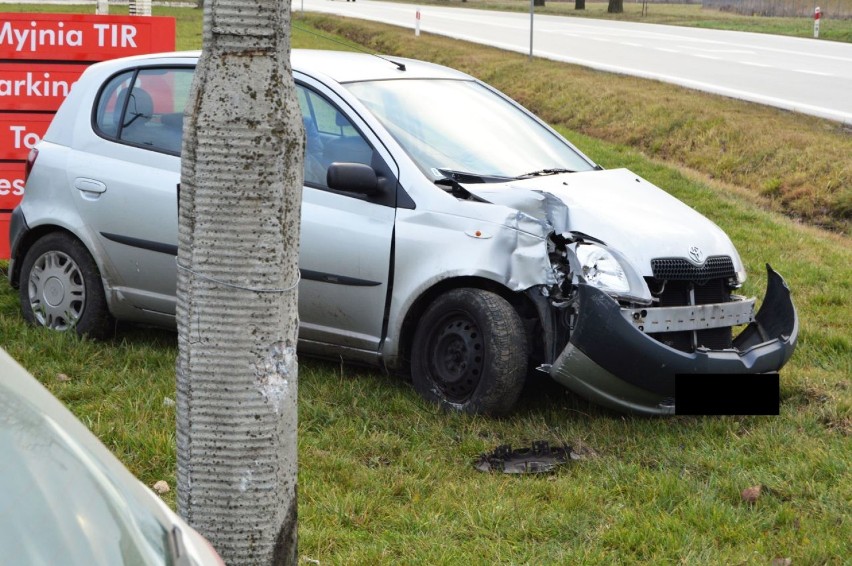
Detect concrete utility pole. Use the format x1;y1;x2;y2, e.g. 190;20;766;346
176;0;304;563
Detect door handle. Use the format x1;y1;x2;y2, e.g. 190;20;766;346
74;178;107;194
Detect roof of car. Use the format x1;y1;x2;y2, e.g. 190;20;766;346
292;49;471;83
89;49;473;84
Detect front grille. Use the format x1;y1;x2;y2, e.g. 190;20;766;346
693;278;729;305
651;256;736;283
645;265;735;353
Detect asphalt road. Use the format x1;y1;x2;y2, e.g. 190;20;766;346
296;0;852;124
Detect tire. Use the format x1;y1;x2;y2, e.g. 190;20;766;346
19;233;113;339
411;288;528;415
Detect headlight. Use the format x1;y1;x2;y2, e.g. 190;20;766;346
575;243;630;293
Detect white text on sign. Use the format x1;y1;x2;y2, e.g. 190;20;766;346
9;125;41;149
0;21;138;53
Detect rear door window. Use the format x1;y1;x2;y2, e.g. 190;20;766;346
94;67;194;155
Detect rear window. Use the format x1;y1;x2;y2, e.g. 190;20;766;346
94;67;194;155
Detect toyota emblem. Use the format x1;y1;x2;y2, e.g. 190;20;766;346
688;246;705;264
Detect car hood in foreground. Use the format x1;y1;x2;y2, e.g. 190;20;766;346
462;168;744;279
0;349;222;565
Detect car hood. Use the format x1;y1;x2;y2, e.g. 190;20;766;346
462;168;744;279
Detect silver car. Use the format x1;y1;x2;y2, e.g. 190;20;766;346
8;50;798;415
0;347;224;565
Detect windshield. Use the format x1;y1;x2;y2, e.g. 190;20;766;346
345;79;594;181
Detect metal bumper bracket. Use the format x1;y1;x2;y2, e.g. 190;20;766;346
620;298;756;333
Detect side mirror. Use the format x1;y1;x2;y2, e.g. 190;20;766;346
326;162;381;196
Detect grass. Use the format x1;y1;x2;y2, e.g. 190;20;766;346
1;5;850;564
2;237;850;564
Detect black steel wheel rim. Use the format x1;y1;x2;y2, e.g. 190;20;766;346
426;311;484;402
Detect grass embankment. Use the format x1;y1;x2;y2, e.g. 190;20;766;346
386;0;852;43
1;6;850;564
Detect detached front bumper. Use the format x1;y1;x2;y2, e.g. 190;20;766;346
550;265;798;415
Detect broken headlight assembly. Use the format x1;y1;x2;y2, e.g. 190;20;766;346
575;243;629;292
572;242;652;305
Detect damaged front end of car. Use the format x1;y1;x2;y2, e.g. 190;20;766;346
464;172;799;415
542;237;798;415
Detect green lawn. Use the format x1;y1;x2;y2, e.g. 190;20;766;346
1;5;850;564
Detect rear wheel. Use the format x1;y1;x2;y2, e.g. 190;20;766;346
411;288;528;415
19;233;113;339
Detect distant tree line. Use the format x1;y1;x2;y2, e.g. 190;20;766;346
702;0;852;19
569;0;851;17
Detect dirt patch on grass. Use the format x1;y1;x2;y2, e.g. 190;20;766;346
820;415;852;435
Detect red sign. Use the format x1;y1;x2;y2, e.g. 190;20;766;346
0;162;26;210
0;63;90;112
0;13;175;256
0;13;175;61
0;113;52;160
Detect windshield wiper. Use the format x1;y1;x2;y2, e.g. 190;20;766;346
514;168;575;180
436;168;513;184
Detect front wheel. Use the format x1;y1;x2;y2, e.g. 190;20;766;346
19;233;113;339
411;288;528;415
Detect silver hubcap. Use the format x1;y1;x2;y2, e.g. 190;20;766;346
27;250;86;330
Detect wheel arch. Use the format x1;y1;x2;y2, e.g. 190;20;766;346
394;276;542;377
10;225;82;288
